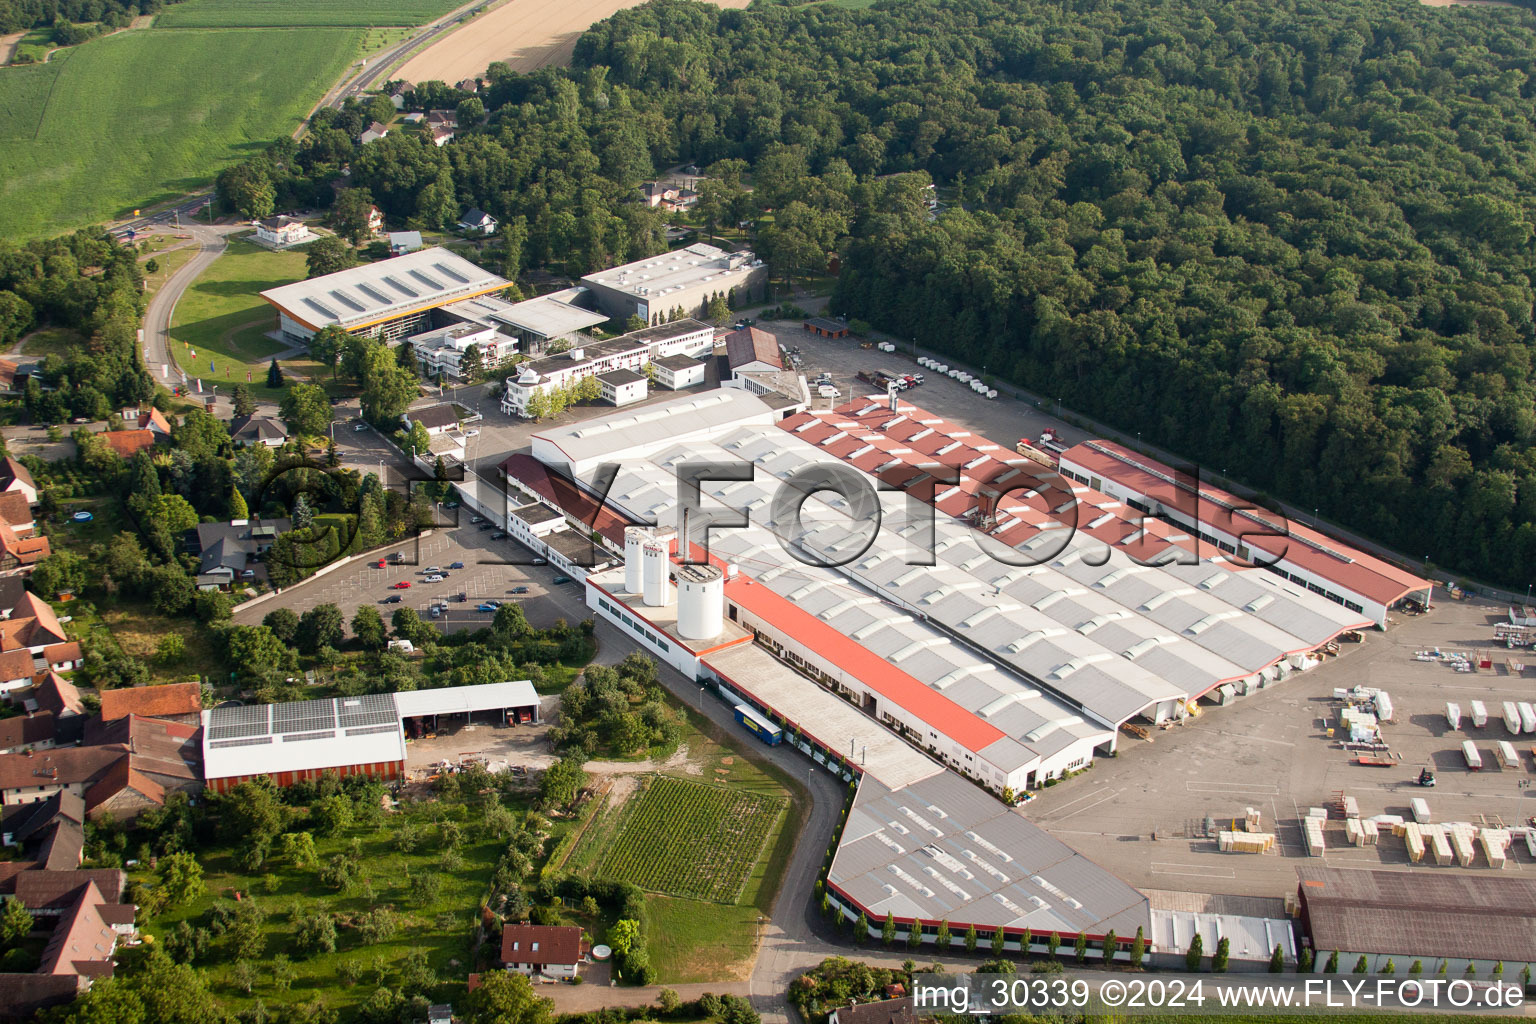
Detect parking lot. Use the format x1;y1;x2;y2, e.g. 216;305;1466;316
1022;594;1536;895
233;522;592;633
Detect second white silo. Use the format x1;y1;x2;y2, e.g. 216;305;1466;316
675;563;725;640
641;538;670;607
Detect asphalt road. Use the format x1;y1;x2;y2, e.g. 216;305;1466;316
140;223;243;390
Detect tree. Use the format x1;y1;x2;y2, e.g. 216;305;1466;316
407;420;432;457
1186;933;1204;973
935;920;950;949
306;235;358;279
855;911;869;944
156;634;185;663
155;851;204;908
297;603;344;654
1074;931;1088;963
271;953;295;992
279;383;333;437
1103;929;1116;964
1383;959;1396;975
1214;937;1231;973
1130;927;1146;969
224;624;294;678
883;914;896;946
31;550;88;597
456;97;485;124
539;754;587;809
464;970;554;1024
263;608;300;645
964;923;978;953
1300;948;1315;973
1270;944;1285;973
351;605;387;649
1353;955;1368;974
267;360;285;388
308;325;349;379
1409;960;1422;976
330;188;378;246
991;927;1005;956
907;921;921;949
279;831;318;869
229;486;249;520
311;794;353;837
292;493;314;530
1047;931;1060;959
1325;950;1340;974
0;898;31;947
230;383;256;418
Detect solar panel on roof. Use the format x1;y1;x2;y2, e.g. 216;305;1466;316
433;262;468;283
410;269;443;290
329;289;367;312
382;276;418;297
304;297;339;319
209;736;274;749
345;724;401;737
282;731;335;742
356;283;392;304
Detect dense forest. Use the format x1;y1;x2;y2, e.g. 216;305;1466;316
134;0;1536;588
0;0;180;33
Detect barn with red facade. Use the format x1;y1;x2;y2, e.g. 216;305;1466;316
200;682;539;793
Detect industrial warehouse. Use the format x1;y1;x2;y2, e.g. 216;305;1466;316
491;386;1403;955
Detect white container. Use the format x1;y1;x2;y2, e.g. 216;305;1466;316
947;369;960;378
1463;741;1483;770
1519;702;1535;733
1497;741;1520;769
986;389;997;399
1504;702;1522;734
1446;702;1461;729
1410;798;1430;823
937;364;948;373
1470;700;1488;728
1374;692;1393;723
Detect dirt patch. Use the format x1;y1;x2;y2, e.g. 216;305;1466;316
0;32;22;66
606;772;639;809
396;0;752;83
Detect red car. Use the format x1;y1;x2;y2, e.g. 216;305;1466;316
375;559;387;568
391;581;412;589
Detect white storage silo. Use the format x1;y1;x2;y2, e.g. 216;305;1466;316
641;538;670;607
624;527;649;595
676;563;725;640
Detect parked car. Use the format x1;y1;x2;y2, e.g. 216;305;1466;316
491;531;507;540
477;603;498;612
429;605;442;618
383;595;402;604
478;522;494;531
424;574;445;583
375;559;387;568
354;422;368;432
423;566;441;573
552;575;572;585
531;558;547;566
448;561;464;569
444;501;459;509
510;586;529;594
470;516;484;524
391;581;412;589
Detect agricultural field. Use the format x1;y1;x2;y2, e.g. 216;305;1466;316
596;775;786;903
168;235;307;395
156;0;464;28
0;27;360;239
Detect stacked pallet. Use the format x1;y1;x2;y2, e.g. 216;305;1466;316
1341;795;1360;819
1345;819;1381;847
1448;823;1478;867
1481;829;1511;869
1404;821;1426;863
1362;819;1379;845
1428;825;1454;866
1303;815;1326;856
1244;807;1263;833
1219;830;1276;853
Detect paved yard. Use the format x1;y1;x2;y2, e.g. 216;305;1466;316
233;524;592;632
1024;594;1536;896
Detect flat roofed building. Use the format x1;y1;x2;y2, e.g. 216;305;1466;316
444;290;608;351
405;323;517;380
260;247;509;344
1058;440;1431;628
500;319;712;419
652;353;706;390
598;368;647;407
581;244;767;324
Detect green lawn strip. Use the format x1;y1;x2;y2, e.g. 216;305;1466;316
137;798;513;1016
156;0;464;28
16;326;85;359
0;27;362;239
642;895;763;985
168;235;309;396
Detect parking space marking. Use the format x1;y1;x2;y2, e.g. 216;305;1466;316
1150;863;1237;879
1185;781;1280;795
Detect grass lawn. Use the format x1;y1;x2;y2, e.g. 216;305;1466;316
157;0;464;28
169;235;309;396
140;241;201;301
136;794;534;1017
0;26;363;240
11;26;63;64
15;326;84;359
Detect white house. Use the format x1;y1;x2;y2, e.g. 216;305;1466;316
0;459;37;506
501;924;584;980
254;216;313;248
458;208;497;235
403;403;466;436
360;121;390;145
651;353;706;390
406;323;517;380
598;368;647;408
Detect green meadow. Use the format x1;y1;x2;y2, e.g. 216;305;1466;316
157;0;464;27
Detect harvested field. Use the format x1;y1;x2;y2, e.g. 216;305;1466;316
395;0;750;81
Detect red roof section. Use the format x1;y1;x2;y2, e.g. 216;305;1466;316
101;430;156;458
500;453;637;547
98;682;201;723
1060;440;1430;607
500;924;583;966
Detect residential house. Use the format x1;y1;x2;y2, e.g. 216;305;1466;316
724;326;783;374
120;407;172;436
0;360;29;397
388;230;423;255
254;216;313;247
368;205;385;235
0;459;36;505
229;414;287;449
456;78;478;93
0;792;84;866
388;80;412;109
457;208;497;236
98;683;201;727
185;518;291;590
402;404;464;437
827;998;916;1024
500;924;585;979
639;182;700;212
597;368;647;408
99;430;157;459
0;712;55;756
0;868;135;1020
425;110;457;147
0;593;70;698
40;644;81;674
430;123;456;147
0;494;36;541
360;121;390;145
30;673;83;722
